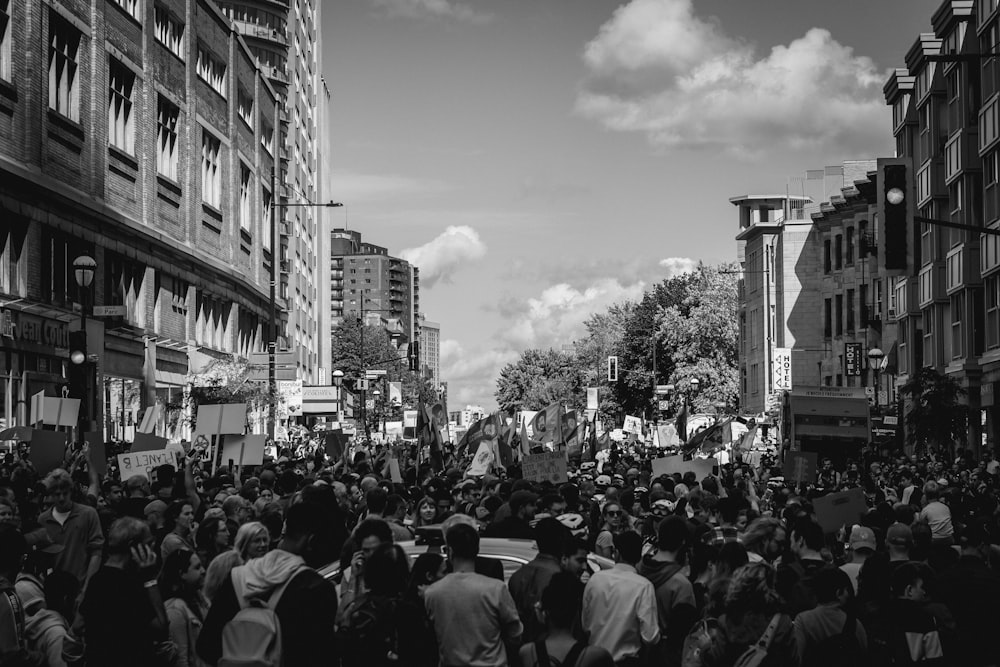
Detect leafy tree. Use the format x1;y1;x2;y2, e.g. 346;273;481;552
573;304;633;423
657;263;740;413
180;355;276;431
899;368;967;454
495;348;587;413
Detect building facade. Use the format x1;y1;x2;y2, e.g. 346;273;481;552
884;0;998;452
0;0;278;439
419;318;441;388
217;0;328;385
330;228;420;354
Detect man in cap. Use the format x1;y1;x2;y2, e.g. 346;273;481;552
839;525;876;594
485;490;537;539
886;523;913;573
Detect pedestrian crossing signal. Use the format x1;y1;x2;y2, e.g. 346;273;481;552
607;356;618;382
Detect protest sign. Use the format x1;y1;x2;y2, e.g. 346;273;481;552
221;434;267;467
85;431;107;475
783;451;817;484
131;432;168;453
30;391;45;426
813;487;867;534
467;441;495;477
656;424;679;448
623;415;643;435
388;459;403;483
650;456;718;480
117;449;181;482
137;404;162;433
196;403;246;474
29;430;68;476
41;397;80;427
522;451;568;484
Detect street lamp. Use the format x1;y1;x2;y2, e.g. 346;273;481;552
72;255;97;439
868;347;885;414
372;388;381;438
332;369;344;424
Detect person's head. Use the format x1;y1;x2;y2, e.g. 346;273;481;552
892;561;931;601
196;516;231;553
561;537;589;576
408;552;446;598
364;543;411;597
43;469;74;513
790;518;824;555
366;487;388;516
886;522;913;557
125;474;150;497
159;549;205;599
280;499;344;568
106;516;154;563
725;562;782;616
416;497;438;524
222;495;251;525
713;541;749;578
922;480;941;502
432;489;453;516
258;487;274;504
813;566;852;606
741;517;786;563
385;494;407;520
444;522;479;561
165;500;195;534
540;572;585;630
539;493;567;517
602;502;623;529
235;521;271;561
0;497;15;525
510;490;539;521
203;549;243;603
104;481;123;505
534;517;568;557
0;524;26;578
657;515;689;554
613;530;643;565
355;518;394;559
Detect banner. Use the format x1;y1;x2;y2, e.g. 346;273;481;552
651;455;717;480
773;347;792;390
586;387;599;411
221;434;267;467
118;449;181;481
622;415;643;435
522;450;568;484
466;441;495;477
388;382;402;406
656;424;679;448
278;380;303;416
529;404;565;445
29;430;69;476
813;487;867;534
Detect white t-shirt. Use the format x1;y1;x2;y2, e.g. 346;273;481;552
52;508;71;526
919;501;954;539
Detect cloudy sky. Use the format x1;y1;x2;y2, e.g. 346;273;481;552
322;0;940;409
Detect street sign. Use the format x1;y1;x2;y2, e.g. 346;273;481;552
356;379;370;391
844;343;862;376
93;305;127;317
302;385;339;414
365;399;375;410
655;385;672;395
366;369;387;378
773;348;792;390
658;400;670;411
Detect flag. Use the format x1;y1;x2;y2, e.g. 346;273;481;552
675;400;688;443
738;424;759;452
418;399;444;472
325;430;347;462
496;412;515;467
561;410;582;460
685;417;733;456
596;431;611;452
466;440;495;476
529;403;565;446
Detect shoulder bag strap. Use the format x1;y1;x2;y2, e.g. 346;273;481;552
756;613;783;651
269;565;309;610
2;589;26;649
562;640;589;667
534;639;551;667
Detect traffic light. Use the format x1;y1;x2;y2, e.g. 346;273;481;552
67;330;89;421
607;355;618;382
408;341;420;371
878;158;913;274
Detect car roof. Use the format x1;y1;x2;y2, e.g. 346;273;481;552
400;537;539;560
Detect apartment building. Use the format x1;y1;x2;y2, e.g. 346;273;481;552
420;318;441;388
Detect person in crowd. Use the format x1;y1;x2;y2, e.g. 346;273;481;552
593;501;625;559
696;562;798;667
195;516;231;569
508;517;569;644
792;567;867;665
197;500;341;667
202;550;243;607
561;536;592;584
582;531;660;666
234;521;270;562
776;517;829;617
221;495;250;542
918;481;954;546
1;524;43;666
886;522;914;571
485;489;538;539
637;515;696;663
160;549;208;667
519;572;614;667
741;517;786;565
413;496;440;527
161;500;197;562
22;569;84;667
37;469;103;596
839;525;876;595
406;552;447;603
385;493;416;542
339;543;437;667
338;518;394;621
120;475;152;519
79;517;170;667
885;562;947;666
424;522;523;667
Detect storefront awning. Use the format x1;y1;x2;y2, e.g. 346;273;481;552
155;370;188;386
789;395;870;418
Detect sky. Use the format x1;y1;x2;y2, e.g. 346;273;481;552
322;0;942;409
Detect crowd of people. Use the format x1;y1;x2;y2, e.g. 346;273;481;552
1;434;1000;666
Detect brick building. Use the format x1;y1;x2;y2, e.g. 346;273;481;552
0;0;279;440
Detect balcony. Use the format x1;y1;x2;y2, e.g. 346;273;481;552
946;244;981;293
918;263;947;306
230;19;287;46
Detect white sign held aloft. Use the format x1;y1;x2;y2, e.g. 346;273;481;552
118;449;181;481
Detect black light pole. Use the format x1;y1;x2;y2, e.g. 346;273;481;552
72;255;96;440
268;167;342;440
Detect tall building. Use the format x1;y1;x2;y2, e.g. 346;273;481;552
0;0;277;439
419;318;441;387
330;229;420;353
218;0;327;385
884;0;999;452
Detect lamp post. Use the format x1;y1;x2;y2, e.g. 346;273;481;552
332;369;344;424
268;167;342;440
868;347;885;415
72;255;96;440
372;388;381;439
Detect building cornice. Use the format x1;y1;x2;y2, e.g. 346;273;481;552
932;0;975;36
884;68;916;104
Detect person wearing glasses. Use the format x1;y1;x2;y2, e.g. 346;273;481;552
594;502;625;559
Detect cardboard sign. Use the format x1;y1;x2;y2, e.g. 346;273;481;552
221;434;267;467
813;487;868;534
388;459;403;483
84;431;107;475
131;432;168;453
650;455;718;480
522;451;568;484
34;397;80;427
196;404;246;435
29;430;68;476
137;404;162;433
30;391;46;425
783;451;818;484
117;449;181;482
623;415;643;435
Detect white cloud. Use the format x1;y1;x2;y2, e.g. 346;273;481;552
399;226;488;288
370;0;491;24
328;170;450;203
659;257;699;275
440;339;517;407
577;0;890;158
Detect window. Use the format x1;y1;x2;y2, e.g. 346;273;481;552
197;44;226;96
0;0;11;81
48;11;81;121
201;131;221;207
111;0;140;21
899;322;909;374
836;294;844;335
951;293;964;359
860;283;869;326
154;5;184;59
156;97;179;179
835;235;843;270
847;288;855;331
988;275;1000;349
239;165;252;231
262;188;272;252
108;58;135;154
923;309;935;366
824;240;832;273
238;88;253;128
846;228;854;265
261;122;274;154
824;298;832;338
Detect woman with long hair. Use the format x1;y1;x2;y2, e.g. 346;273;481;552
406;552;446;603
594;502;625;559
159;549;207;667
195;517;230;569
234;521;270;562
202;550;242;607
413;497;439;527
160;500;196;562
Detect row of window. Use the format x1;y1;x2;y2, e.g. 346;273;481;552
823;223;867;273
823;287;870;337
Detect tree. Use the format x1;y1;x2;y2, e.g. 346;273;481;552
572;304;633;423
899;368;967;454
657;263;740;413
180;355;276;432
494;348;587;413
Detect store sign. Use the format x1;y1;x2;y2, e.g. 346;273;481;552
8;312;69;349
844;343;862;376
773;347;792;390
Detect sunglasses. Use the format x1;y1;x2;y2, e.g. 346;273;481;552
606;510;622;517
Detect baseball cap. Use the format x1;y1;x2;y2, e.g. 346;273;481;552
454;479;477;491
886;522;913;546
626;468;641;477
509;490;539;512
14;578;45;615
595;474;612;487
144;499;168;517
849;525;877;552
652;498;676;513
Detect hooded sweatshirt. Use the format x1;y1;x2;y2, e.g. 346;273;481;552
24;609;84;667
637;556;697;664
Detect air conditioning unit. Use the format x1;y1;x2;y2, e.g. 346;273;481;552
887;308;897;319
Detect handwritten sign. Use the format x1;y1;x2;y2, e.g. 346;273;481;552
783;451;817;484
813;487;868;534
651;456;718;480
522;451;568;484
221;434;267;467
117;449;180;482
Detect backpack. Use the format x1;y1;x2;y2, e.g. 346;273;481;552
802;614;860;667
681;617;720;667
218;566;307;667
532;638;589;667
337;594;401;666
732;614;782;667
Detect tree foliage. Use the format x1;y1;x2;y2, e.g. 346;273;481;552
899;368;967;453
495;348;587;413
